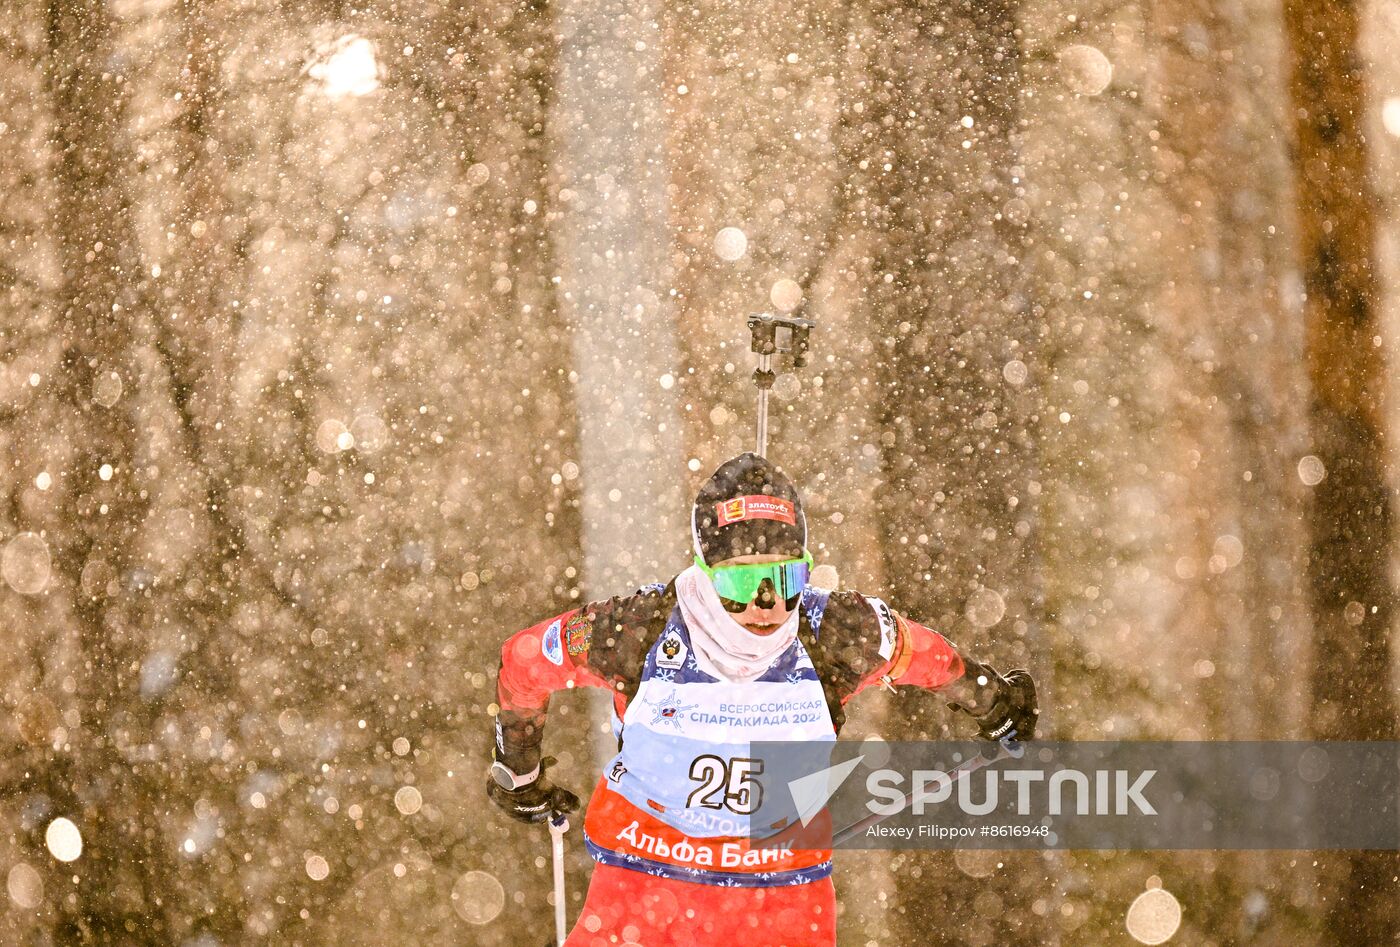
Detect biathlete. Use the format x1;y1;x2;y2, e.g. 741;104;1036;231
488;452;1038;945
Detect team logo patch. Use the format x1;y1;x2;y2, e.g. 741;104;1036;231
646;691;698;729
715;494;797;527
541;619;564;666
656;628;688;669
565;612;593;655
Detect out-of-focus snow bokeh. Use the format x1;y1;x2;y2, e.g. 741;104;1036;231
0;0;1397;943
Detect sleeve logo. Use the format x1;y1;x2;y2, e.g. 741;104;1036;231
715;495;797;526
542;619;564;666
565;612;593;655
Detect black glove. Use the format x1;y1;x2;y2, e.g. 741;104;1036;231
486;756;581;825
969;668;1038;743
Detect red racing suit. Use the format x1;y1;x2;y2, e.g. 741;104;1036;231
494;580;1003;943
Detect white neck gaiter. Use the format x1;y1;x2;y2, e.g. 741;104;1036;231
674;564;800;683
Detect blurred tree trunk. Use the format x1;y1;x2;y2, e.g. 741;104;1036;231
143;6;283;937
859;0;1047;942
44;0;180;937
1150;0;1311;746
866;5;1038;659
1136;0;1318;937
149;0;261;749
1283;0;1400;937
0;7;69;943
550;0;689;599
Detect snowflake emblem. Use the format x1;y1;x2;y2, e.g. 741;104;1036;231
646;690;698;729
652;668;677;684
718;877;741;888
786;672;804;685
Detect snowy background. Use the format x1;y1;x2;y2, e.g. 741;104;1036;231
1;0;1398;942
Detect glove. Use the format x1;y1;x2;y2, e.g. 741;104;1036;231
486;755;581;825
969;668;1038;743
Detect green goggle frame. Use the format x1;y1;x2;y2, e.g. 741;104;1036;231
695;551;813;604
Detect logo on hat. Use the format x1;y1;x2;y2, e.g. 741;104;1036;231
716;495;796;527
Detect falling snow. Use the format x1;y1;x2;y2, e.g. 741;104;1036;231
0;0;1396;943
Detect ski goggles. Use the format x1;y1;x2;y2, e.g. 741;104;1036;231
694;551;813;606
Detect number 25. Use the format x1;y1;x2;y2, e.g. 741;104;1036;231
687;756;764;814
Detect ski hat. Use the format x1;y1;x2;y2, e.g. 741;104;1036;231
691;452;807;565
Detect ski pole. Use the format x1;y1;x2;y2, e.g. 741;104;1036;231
746;313;814;459
548;814;569;945
755;349;772;457
830;738;1022;847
